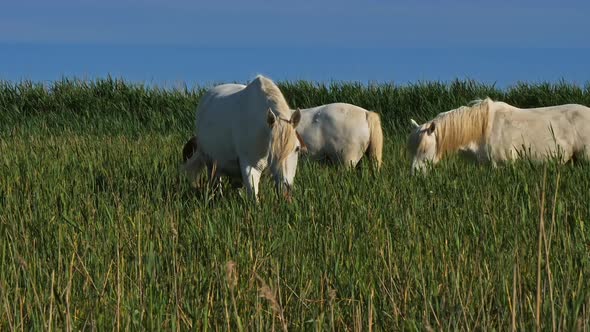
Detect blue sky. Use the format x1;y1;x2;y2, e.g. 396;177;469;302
1;0;589;87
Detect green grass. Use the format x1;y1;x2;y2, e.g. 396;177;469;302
1;78;590;330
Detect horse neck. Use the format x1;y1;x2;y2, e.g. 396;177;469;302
436;105;490;158
250;77;291;118
267;95;291;119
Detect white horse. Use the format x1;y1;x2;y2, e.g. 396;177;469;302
183;102;384;172
296;103;384;169
182;75;303;200
408;97;590;174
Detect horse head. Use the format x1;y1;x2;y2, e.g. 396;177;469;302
267;108;303;199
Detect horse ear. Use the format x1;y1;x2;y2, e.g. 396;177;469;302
427;122;436;135
266;108;276;127
410;119;420;128
290;108;302;128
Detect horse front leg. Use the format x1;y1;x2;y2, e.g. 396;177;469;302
240;164;262;202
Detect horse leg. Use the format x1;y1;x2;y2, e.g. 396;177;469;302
207;161;224;196
240;164;262;201
340;148;362;169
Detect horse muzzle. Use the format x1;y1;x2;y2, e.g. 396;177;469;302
276;182;293;202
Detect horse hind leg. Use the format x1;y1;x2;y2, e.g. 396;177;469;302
338;147;363;169
206;161;225;197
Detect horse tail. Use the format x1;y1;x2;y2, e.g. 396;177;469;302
182;136;199;162
365;111;383;170
181;136;206;182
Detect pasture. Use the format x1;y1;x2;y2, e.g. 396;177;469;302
1;78;590;330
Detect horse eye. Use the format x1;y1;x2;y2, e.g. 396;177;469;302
295;146;300;153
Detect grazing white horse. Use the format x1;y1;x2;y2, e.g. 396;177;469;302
408;97;590;174
296;103;383;169
182;75;303;200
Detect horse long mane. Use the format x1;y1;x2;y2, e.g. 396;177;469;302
249;75;298;165
435;98;492;158
269;122;299;166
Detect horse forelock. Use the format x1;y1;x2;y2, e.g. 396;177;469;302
269;121;298;166
435;98;492;158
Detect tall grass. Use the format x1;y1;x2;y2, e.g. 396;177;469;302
1;78;589;330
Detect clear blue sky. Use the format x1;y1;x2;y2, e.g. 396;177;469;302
1;0;589;88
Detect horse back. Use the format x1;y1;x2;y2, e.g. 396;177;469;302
298;103;372;159
489;103;590;161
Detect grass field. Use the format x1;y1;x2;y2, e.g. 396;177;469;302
1;78;590;330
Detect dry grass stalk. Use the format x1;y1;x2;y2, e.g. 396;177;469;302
256;274;287;332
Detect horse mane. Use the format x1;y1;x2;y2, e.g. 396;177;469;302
435;98;492;158
269;122;298;166
249;75;298;165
